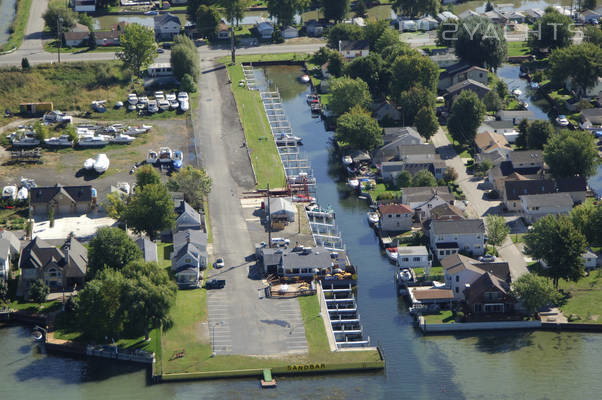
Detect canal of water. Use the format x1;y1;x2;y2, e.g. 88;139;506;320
3;65;602;399
0;0;18;46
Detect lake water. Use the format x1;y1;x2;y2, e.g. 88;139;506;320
0;0;18;46
497;64;550;120
3;64;602;399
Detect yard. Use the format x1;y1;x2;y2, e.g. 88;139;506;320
422;310;455;324
507;41;531;58
443;127;472;159
415;265;444;282
367;183;402;201
558;270;602;324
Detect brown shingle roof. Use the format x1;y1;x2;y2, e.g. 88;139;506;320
379;203;412;215
474;131;511;153
464;272;511;304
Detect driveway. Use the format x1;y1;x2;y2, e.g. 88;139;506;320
195;60;307;355
32;212;116;240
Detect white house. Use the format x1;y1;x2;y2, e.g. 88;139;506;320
282;26;299;39
566;77;602;99
147;63;173;77
429;219;485;258
154;13;181;40
519;192;574;224
0;239;10;282
338;40;369;59
171;229;208;289
379;203;413;233
397;246;431;273
256;21;274;39
583;250;599;270
402;186;455;222
305;20;324;37
400;20;418;31
442;254;511;299
436;11;458;22
418;16;439;31
0;230;20;256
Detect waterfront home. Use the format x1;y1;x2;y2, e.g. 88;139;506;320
509;150;544;171
256;21;274;39
519;192;574;224
305;20;324;37
397;246;431;272
403;186;455;222
565;77;602;98
478;119;519;143
18;236;87;295
503;179;556;211
64;31;89;47
580;108;602;130
174;200;203;232
258;247;284;275
373;101;402;123
578;9;601;24
442;254;511;300
373;128;424;164
171;229;208;288
428;203;465;222
338;40;369;59
71;0;96;12
496;110;537;125
464;272;515;315
30;185;93;216
379;203;413;233
154;13;181;40
438;63;488;92
0;240;10;282
445;80;491;106
217;23;230;39
270;197;296;224
0;230;20;256
409;286;455;306
429;219;485;258
556;176;587;204
135;236;158;263
282;26;299;39
380;159;446;182
279;247;332;278
474;131;513;157
95;30;121;47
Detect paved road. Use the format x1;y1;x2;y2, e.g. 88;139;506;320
195;60;307;355
432;128;528;280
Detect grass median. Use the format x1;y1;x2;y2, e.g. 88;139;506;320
0;0;33;53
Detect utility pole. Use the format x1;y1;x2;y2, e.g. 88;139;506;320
267;183;272;248
57;17;62;64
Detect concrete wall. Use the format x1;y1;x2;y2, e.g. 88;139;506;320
419;317;541;333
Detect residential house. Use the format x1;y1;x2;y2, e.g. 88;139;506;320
270;197;296;224
154;13;181;40
338;40;369;59
373;127;423;164
565;77;602;98
147;63;173;77
509;150;544;171
379;143;446;181
174;200;203;232
429;219;485;258
0;230;20;256
171;229;208;288
282;26;299;39
503;179;556;211
217;23;230;39
436;11;458;22
519;192;574;223
397;246;431;274
64;31;89;47
580;108;602;130
95;30;121;47
583;249;599;270
305;20;324;37
0;240;10;282
463;272;515;315
135;237;158;263
380;159;446;182
488;161;541;195
442;254;511;300
438;63;489;92
578;9;601;23
398;143;437;163
479;119;519;143
256;21;274;39
18;236;87;295
429;52;459;68
429;203;465;222
379;203;413;233
503;10;526;23
496;110;537;125
556;176;587;204
30;185;93;216
523;9;545;23
458;10;480;19
418;16;439;31
474;131;513;157
402;186;455;221
278;247;332;278
352;17;366;27
71;0;96;12
445;79;491;106
483;9;509;24
409;286;455;306
475;148;508;165
373;101;402;123
400;20;418;31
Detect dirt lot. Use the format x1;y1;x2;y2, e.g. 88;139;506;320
0;118;193;200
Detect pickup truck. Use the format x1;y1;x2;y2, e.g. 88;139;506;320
205;279;226;289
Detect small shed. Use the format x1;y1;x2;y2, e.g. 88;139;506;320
282;26;299;39
256;21;274;39
270;197;296;223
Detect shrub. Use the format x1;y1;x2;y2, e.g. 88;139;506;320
180;73;197;93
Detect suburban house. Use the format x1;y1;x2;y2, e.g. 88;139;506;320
438;63;488;91
565;77;602;98
282;26;299;39
503;179;556;211
278;247;333;278
305;20;324;37
436;11;458;22
428;203;465;222
556;176;587;204
18;236;87;295
479;119;519;143
580;108;602;130
474;131;513;157
442;254;511;300
397;246;431;273
0;229;21;256
64;30;90;47
171;229;208;288
509;150;544;171
583;249;599;270
463;272;515;315
483;9;508;24
400;20;418;31
445;79;491;105
503;10;526;23
135;236;158;263
175;200;203;232
338;40;369;59
496;110;537;125
578;9;601;23
373;127;424;164
30;185;93;216
402;186;455;222
147;63;173;77
0;240;10;282
94;30;121;47
380;158;446;182
523;9;545;22
519;192;574;223
154;13;181;40
256;21;274;39
417;16;439;31
429;219;486;258
217;23;230;39
71;0;96;12
373;101;402;123
270;197;296;226
379;203;413;233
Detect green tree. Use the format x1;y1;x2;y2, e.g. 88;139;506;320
380;42;418;64
118;24;156;77
219;0;250;63
436;19;458;47
397;86;436;125
486;215;510;251
267;0;309;27
311;46;337;65
335;105;383;151
412;169;437;187
393;0;439;17
483;90;503;112
355;0;367;17
88;227;142;277
326;23;364;48
328;76;372;116
96;0;119;9
570;202;598;244
526;120;554;149
415;106;439;140
374;27;400;53
195;5;221;39
396;170;412;187
42;3;77;36
524;215;587;288
582;0;598;10
135;164;161;188
102;191;127;221
485;1;494;11
181;74;198;93
549;43;602;98
326;51;344;77
454;15;507;70
443;167;458;183
391;53;439;94
29;279;50;303
21;57;30;71
88;31;97;49
495;80;508;100
167;166;213;210
123;184;176;239
0;280;8;304
584;25;602;46
33;121;49;141
343;53;387;95
187;0;217;22
447;91;486;146
528;8;574;53
543;129;599;178
511;274;562;315
364;20;387;50
515;118;529;148
322;0;350;23
170;35;200;81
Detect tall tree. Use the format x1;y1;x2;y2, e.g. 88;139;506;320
267;0;309;27
195;5;221;39
584;25;602;46
453;15;507;70
374;28;400;53
167;166;213;210
570;202;599;245
171;35;200;81
187;0;218;22
511;274;562;316
219;0;249;63
393;0;439;17
135;165;162;188
322;0;350;23
415;107;439;141
102;191;127;221
364;20;388;50
549;43;602;98
483;90;503;112
436;19;458;47
42;3;77;36
326;23;364;49
524;215;586;288
528;8;574;53
447;91;486;146
123;184;176;239
543;129;599;178
335;105;383;151
328;76;372;116
29;279;50;303
526;120;554;149
486;215;510;252
397;85;436;125
412;169;437;187
87;227;143;278
582;0;598;10
118;24;156;77
396;170;412;187
343;53;387;96
326;51;344;77
391;54;439;94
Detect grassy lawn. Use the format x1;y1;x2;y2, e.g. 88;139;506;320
8;299;61;313
224;61;286;189
218;53;310;65
415;266;444;281
507;41;531;58
423;310;455;324
44;40;124;54
444;130;472;158
512;233;526;244
367;183;401;201
558;270;602;323
0;206;28;230
0;0;33;52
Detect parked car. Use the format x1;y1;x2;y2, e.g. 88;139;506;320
214;257;225;269
270;237;290;246
205;279;226;289
478;255;496;262
157;48;164;54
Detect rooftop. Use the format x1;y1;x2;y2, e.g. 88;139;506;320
397;246;429;255
379;203;412;215
504;179;556;201
339;40;370;51
509;150;543;165
431;219;485;235
519;192;574;208
281;247;333;269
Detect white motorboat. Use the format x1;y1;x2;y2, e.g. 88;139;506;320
136;102;146;110
44;135;73;148
275;134;302;145
556;115;569;127
385;247;398;262
159;147;173;163
348;178;359;189
177;92;189;102
20;177;36;189
138;96;149;105
179;100;189;112
116;182;131;195
94;153;110;173
154;91;165;101
110;134;135;144
169;99;179;109
172;150;183;170
397;268;413;282
342;155;353;165
166;93;176;101
147;100;159;114
127;103;136;111
147;151;158;164
78;136;108;148
115;101;124;109
2;186;17;200
158;99;170;111
128;93;138;105
16;187;28;201
512;88;522;96
83;158;95;170
367;211;379;225
299;74;310;83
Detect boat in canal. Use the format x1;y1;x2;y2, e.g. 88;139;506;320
367;211;379;225
275;134;302;146
385;247;398;263
299;74;310;83
342;155;353;165
348;178;359;189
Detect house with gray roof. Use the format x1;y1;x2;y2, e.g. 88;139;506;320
429;219;485;258
508;150;544;170
279;247;332;278
442;253;511;300
171;229;208;288
30;184;93;216
338;40;369;59
519;192;574;223
135;236;158;263
374;139;430;165
438;64;488;91
463;272;515;315
402;186;455;222
445;79;491;106
496;110;537;125
503;179;556;211
175;200;202;232
154;13;181;40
